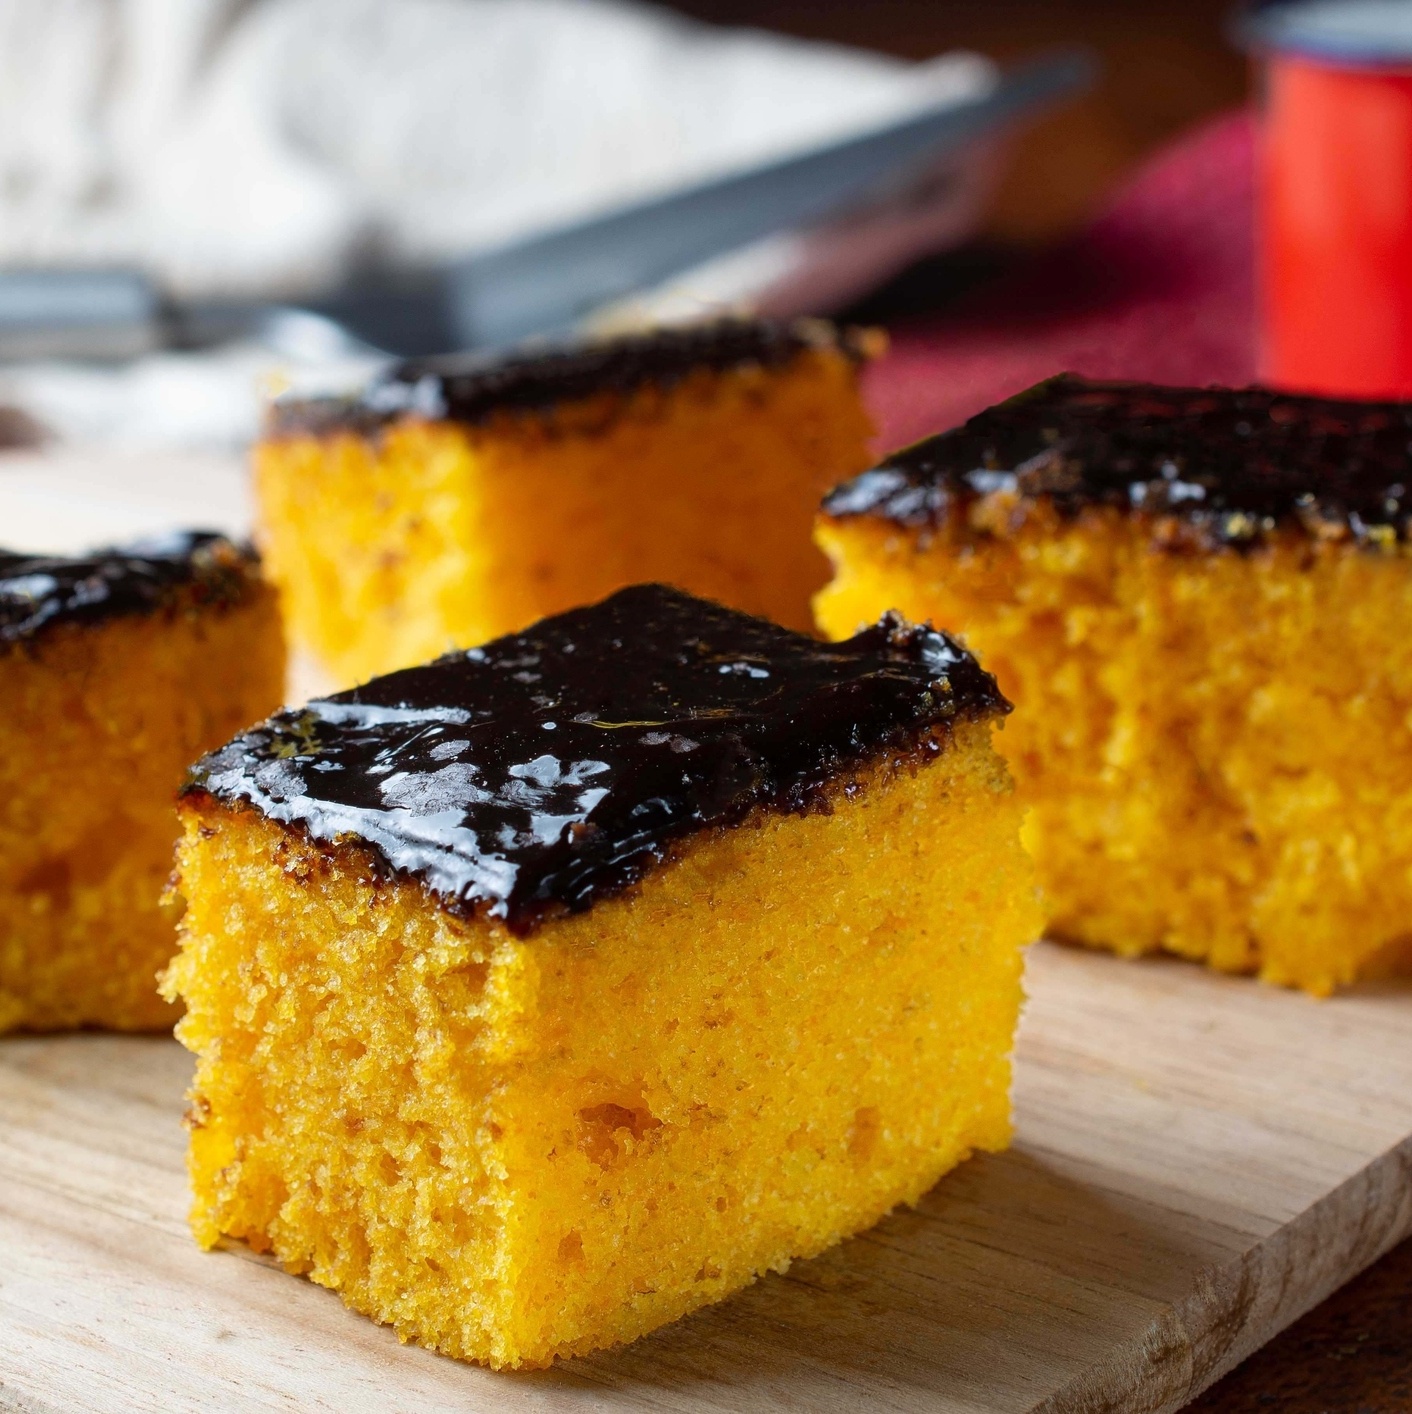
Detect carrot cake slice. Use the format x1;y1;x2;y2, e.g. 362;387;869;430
255;318;878;686
816;373;1412;993
163;583;1035;1368
0;532;283;1032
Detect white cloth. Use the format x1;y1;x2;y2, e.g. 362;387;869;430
0;0;992;299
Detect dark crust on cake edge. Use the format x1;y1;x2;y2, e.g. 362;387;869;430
181;586;1006;936
265;318;880;441
820;373;1412;552
177;713;999;940
0;533;268;647
3;578;278;666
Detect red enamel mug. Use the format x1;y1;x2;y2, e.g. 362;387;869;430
1242;2;1412;398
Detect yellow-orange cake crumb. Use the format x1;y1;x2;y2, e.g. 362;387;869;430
817;375;1412;994
0;534;284;1032
254;319;877;686
163;586;1035;1366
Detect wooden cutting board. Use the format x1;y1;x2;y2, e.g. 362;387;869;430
4;941;1412;1414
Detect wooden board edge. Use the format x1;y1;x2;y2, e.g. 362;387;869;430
1038;1134;1412;1413
0;1379;67;1414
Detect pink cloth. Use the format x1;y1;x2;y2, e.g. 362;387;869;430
864;111;1258;451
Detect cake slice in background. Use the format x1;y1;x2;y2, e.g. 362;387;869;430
254;319;878;686
816;373;1412;995
0;533;284;1032
163;583;1034;1368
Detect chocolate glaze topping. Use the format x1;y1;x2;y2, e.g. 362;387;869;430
823;374;1412;548
189;584;1005;934
269;318;871;438
0;531;260;645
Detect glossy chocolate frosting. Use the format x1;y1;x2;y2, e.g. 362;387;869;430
823;374;1412;548
0;531;261;645
188;584;1005;934
269;318;872;438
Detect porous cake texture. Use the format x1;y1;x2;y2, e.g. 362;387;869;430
163;584;1035;1368
256;318;878;686
817;373;1412;994
0;533;283;1032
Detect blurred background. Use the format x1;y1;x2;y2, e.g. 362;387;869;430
668;0;1244;249
0;0;1256;547
0;0;1250;436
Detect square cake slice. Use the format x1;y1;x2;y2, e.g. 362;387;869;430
163;584;1035;1368
0;532;284;1032
816;373;1412;993
255;318;878;685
